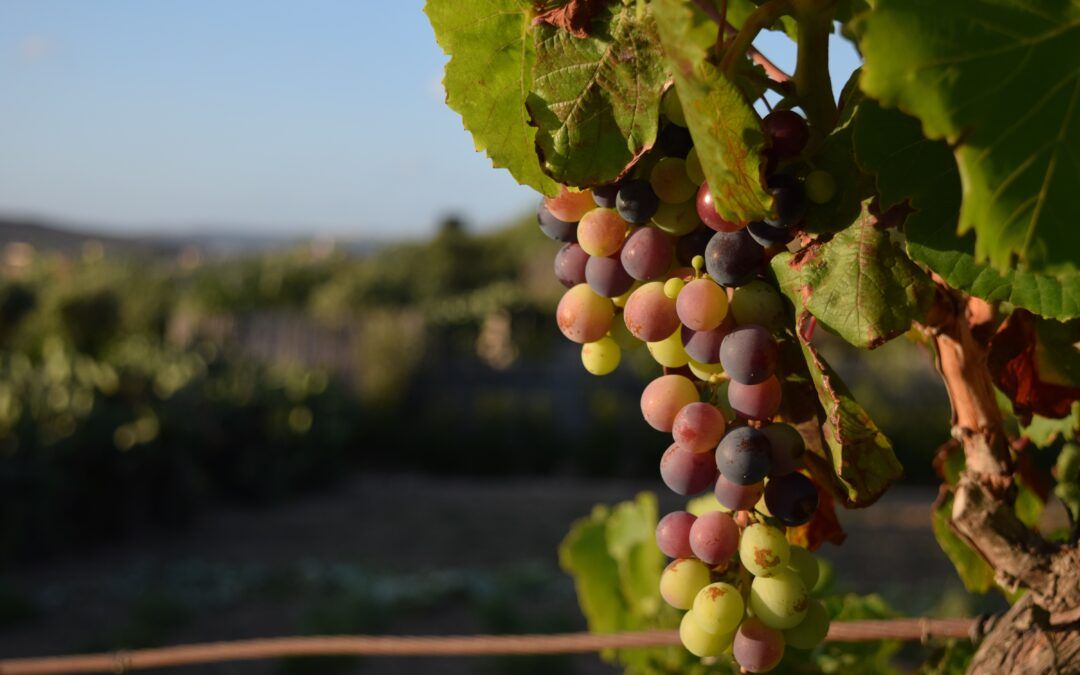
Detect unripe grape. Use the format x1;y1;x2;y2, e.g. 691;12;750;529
680;610;735;657
640;374;699;432
577;208;628;257
544;186;595;222
783;598;830;650
787;546;819;590
750;569;809;629
740;523;790;577
730;280;786;330
651;199;701;237
651;158;697;204
693;582;744;635
660;558;710;609
685;146;704;185
607;315;641;350
688;358;725;383
581;336;621;375
664;277;685;299
662;86;687;127
556;284;614;344
648;329;690;368
805;169;837;204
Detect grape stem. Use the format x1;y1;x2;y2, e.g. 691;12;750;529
690;0;792;84
717;0;791;78
791;0;839;133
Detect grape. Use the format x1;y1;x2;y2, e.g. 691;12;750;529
673;401;727;454
537;201;577;242
585;252;635;297
688;358;725;383
750;570;809;629
764;173;806;227
624;281;680;342
784;599;830;650
715;474;764;511
658;124;693;158
689;510;739;565
676;278;728;331
662;87;687;127
661;443;719;495
705;229;764;287
719;325;778;385
660;558;711;609
804;170;836;204
607;317;641;351
621;227;673;281
648;329;690;368
715;426;772;485
680;610;734;657
640;374;699;432
676;226;713;266
693;582;744;635
681;323;729;364
663;277;684;299
544;186;595;221
593;183;620;208
612;281;640;309
556;284;614;344
696;182;742;232
787;546;819;590
577;208;628;257
651;199;701;237
728;376;782;420
616;180;660;224
747;220;794;247
685;146;704;185
656;510;697;558
764;472;819;526
553;243;589;288
730;280;786;330
762;110;808;158
733;618;785;673
581;336;621;375
761;423;805;476
739;523;790;577
650;158;697;203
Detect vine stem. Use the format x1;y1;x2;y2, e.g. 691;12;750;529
718;0;791;77
690;0;792;83
790;0;838;132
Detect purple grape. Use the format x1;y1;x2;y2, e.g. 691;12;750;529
681;324;729;364
661;443;719;495
728;376;782;420
719;325;778;385
616;180;660;224
747;220;794;247
764;472;819;526
593;183;620;208
537;201;577;242
585;252;635;297
763;110;808;158
554;243;589;288
762;423;805;476
621;227;673;281
705;229;763;287
715;474;763;511
676;227;713;266
715;426;772;485
764;173;807;227
658;124;693;158
656;510;697;558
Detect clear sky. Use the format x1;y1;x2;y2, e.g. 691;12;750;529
0;1;859;240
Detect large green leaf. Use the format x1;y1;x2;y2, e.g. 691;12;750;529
772;203;935;349
653;0;772;224
858;0;1080;273
526;1;669;187
426;0;558;196
852;100;1080;320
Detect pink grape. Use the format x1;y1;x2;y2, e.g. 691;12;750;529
577;208;628;257
556;284;614;344
734;618;785;673
660;443;719;496
672;402;727;454
681;323;731;364
624;282;680;342
640;374;699;432
620;226;673;281
689;510;739;565
554;243;589;288
728;375;782;420
696;182;743;232
676;278;728;331
585;252;635;297
715;474;764;511
656;510;697;558
544;186;595;222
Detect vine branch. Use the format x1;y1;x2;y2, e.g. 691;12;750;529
691;0;792;83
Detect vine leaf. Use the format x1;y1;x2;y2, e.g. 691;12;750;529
772;203;936;349
858;0;1080;273
527;2;669;188
532;0;607;38
653;0;772;224
932;487;996;593
426;0;559;196
852;99;1080;321
988;310;1080;422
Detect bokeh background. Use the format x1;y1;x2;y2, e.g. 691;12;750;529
0;2;1006;673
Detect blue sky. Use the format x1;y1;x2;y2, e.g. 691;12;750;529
0;2;859;240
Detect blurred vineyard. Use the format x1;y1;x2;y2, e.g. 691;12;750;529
0;216;952;562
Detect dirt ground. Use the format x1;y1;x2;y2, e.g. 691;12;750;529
0;473;1000;674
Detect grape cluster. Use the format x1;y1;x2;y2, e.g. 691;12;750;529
536;90;831;669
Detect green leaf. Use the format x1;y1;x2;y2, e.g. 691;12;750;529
858;0;1080;273
653;0;772;224
931;490;996;593
426;0;559;196
772;203;935;349
817;594;902;675
852;99;1080;320
559;504;626;634
1022;403;1079;446
526;2;669;187
605;493;665;619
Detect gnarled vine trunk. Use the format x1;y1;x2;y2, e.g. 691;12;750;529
922;287;1080;674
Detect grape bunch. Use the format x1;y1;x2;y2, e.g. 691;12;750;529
537;90;832;669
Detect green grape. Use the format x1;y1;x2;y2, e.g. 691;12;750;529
739;523;790;577
730;280;786;330
648;329;690;368
687;492;729;516
660;558;711;609
804;170;837;204
783;598;830;649
652;199;701;236
650;158;697;204
693;582;745;635
612;280;641;309
662;87;687;127
664;277;685;299
787;545;819;590
581;337;621;376
685;146;704;185
688;358;725;384
1056;442;1080;483
749;570;809;629
680;610;734;657
608;317;642;351
755;490;773;517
